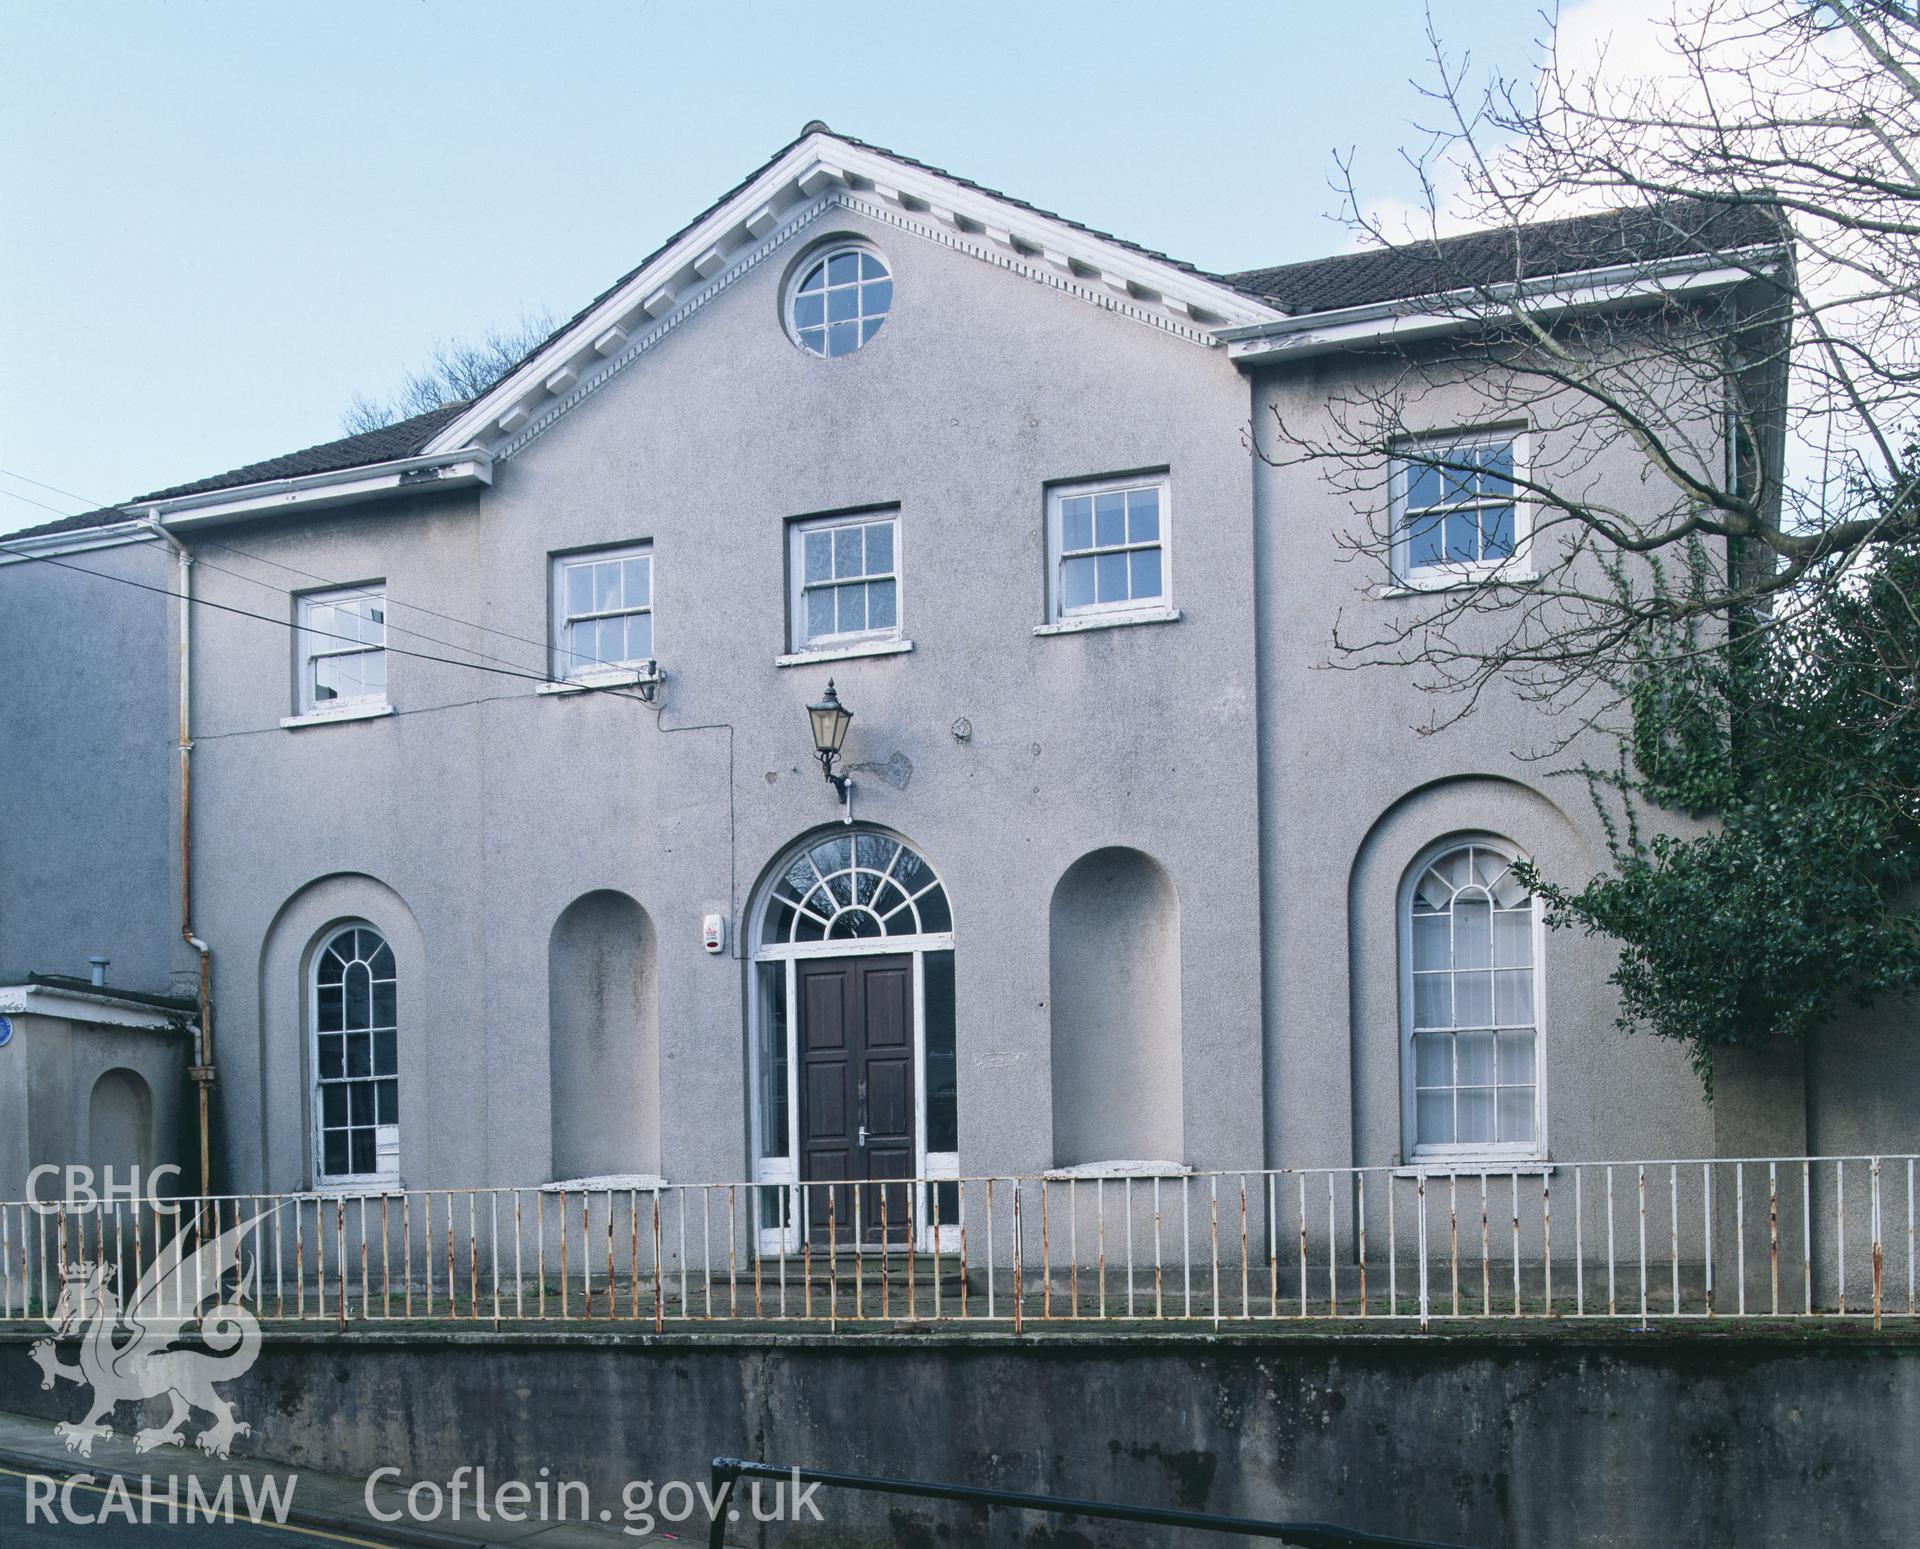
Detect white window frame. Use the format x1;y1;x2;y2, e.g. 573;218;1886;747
787;509;903;655
1389;429;1531;589
549;542;655;683
784;241;893;358
1397;834;1548;1166
1044;473;1171;625
295;584;388;716
309;921;400;1190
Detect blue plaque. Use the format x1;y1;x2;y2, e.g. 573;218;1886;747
0;1015;12;1049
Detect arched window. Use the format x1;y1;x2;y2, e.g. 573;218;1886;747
313;924;398;1184
1402;839;1541;1158
760;831;951;944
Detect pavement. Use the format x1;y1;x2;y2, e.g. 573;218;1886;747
0;1411;743;1548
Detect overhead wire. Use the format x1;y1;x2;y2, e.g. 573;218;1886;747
193;531;568;668
0;535;650;707
0;467;565;672
0;484;94;521
0;464;103;509
0;465;746;938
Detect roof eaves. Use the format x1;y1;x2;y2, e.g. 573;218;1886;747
428;123;1284;458
4;972;198;1015
1223;197;1790;316
476;127;828;393
1;506;143;543
2;403;477;544
493;123;1244;389
133;401;471;504
827;128;1235;288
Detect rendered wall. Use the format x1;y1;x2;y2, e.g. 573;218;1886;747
2;1328;1912;1548
1249;352;1719;1172
0;1012;189;1203
0;539;183;996
180;203;1263;1196
10;204;1908;1209
1807;999;1920;1159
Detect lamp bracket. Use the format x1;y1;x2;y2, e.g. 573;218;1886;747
817;749;850;803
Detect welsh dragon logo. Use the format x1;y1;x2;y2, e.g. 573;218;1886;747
29;1208;269;1459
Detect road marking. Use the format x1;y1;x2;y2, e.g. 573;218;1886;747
0;1462;395;1547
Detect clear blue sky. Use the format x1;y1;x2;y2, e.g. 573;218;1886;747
0;0;1543;531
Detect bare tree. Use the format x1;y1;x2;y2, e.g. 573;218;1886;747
342;311;557;434
1280;1;1920;731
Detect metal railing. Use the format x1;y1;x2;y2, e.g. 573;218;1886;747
4;1154;1914;1332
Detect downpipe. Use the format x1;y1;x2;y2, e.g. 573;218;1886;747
149;517;216;1201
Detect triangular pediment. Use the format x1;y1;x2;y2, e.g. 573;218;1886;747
425;127;1283;462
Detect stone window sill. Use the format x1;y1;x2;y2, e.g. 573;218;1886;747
1393;1161;1555;1179
1042;1159;1193;1181
1033;606;1181;637
536;668;647;696
774;639;914;668
541;1173;670;1193
1381;570;1536;599
280;703;394;731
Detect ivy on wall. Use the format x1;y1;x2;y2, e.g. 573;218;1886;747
1517;468;1920;1094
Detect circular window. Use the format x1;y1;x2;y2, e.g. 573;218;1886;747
789;245;892;358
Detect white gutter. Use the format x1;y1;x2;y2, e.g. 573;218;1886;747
0;516;153;565
1216;244;1785;365
143;448;492;529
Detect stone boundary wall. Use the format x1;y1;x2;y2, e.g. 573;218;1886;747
2;1327;1913;1547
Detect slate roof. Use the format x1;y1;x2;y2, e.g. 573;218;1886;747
2;503;142;540
4;126;1787;546
5;403;468;540
1226;198;1786;316
138;402;470;503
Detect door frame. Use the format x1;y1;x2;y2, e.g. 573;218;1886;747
747;832;957;1256
752;941;957;1255
795;951;916;1248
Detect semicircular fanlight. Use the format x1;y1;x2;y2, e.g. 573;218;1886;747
762;832;949;945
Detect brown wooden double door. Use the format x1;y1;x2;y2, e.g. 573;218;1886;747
797;954;915;1248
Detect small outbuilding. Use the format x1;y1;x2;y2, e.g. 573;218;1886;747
0;971;194;1208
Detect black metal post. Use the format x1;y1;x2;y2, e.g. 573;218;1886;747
705;1458;740;1549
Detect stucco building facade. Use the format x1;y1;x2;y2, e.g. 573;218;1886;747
2;126;1904;1223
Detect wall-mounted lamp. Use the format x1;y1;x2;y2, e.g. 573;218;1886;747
807;679;853;806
